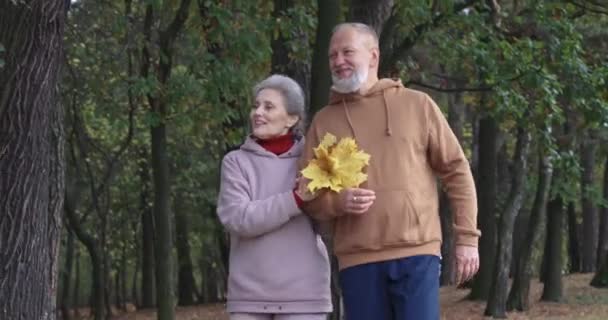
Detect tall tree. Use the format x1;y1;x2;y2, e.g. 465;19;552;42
470;113;499;300
580;134;600;272
485;128;531;317
0;1;66;319
309;0;341;114
541;194;565;301
141;1;192;319
598;155;608;270
348;0;394;35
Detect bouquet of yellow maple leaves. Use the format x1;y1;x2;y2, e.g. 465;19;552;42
301;133;370;193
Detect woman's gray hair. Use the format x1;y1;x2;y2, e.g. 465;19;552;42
253;74;307;136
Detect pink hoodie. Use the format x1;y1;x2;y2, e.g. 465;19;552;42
217;136;332;314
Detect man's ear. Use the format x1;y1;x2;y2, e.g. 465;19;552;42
370;47;380;68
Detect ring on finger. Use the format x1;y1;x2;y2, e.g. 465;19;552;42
353;196;358;202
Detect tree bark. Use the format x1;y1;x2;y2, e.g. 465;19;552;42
580;136;599;272
469;115;499;300
139;147;156;308
507;148;553;311
591;253;608;287
348;0;394;35
0;1;66;319
567;202;582;273
598;156;608;270
271;0;310;102
142;2;192;319
541;195;565;302
309;0;341;114
485;128;531;318
175;193;198;306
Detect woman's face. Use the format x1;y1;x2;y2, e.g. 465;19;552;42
251;88;298;140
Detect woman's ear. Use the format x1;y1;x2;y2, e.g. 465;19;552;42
286;115;299;130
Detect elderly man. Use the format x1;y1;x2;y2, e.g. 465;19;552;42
297;22;480;320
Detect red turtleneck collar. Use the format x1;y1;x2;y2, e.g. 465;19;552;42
257;133;295;155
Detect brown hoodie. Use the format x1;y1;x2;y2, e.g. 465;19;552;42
299;79;480;270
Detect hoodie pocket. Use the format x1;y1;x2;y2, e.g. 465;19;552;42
384;189;437;245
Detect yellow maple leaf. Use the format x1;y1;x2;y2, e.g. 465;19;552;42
301;133;370;193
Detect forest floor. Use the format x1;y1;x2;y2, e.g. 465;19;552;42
71;274;607;320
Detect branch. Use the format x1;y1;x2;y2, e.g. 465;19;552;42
380;0;481;75
568;0;608;15
405;80;492;92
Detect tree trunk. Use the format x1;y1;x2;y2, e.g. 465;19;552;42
470;115;499;300
151;122;175;319
348;0;394;35
598;156;608;270
580;137;599;272
139;147;156;308
309;0;341;114
65;198;107;320
507;148;553;311
271;0;310;102
175;193;198;306
591;253;608;287
61;229;76;320
567;202;582;273
143;2;192;319
0;1;66;319
485;128;531;318
541;195;565;302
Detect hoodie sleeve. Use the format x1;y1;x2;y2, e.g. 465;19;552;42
425;95;481;247
297;114;344;221
217;153;302;238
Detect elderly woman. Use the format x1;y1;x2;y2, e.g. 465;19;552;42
217;74;332;320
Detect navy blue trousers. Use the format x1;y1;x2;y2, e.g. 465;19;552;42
339;255;440;320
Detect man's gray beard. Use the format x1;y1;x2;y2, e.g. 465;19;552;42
331;68;368;93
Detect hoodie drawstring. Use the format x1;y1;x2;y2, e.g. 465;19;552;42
342;99;358;139
342;92;393;138
382;91;392;136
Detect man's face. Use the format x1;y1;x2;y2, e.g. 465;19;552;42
328;27;376;93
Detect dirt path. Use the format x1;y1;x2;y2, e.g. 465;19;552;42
71;274;606;319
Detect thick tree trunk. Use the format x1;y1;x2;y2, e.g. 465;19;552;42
580;137;599;272
541;195;565;302
139;148;156;308
567;202;582;273
348;0;394;35
598;156;608;270
507;149;553;311
175;193;198;306
309;0;341;114
470;115;499;300
0;1;66;319
485;128;531;318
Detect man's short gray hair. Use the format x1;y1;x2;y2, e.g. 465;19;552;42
332;22;379;48
253;74;307;136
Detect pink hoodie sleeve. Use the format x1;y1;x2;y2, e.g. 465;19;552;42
217;154;302;238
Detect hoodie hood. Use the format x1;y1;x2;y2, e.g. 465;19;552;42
240;135;304;158
328;78;403;104
329;78;403;138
